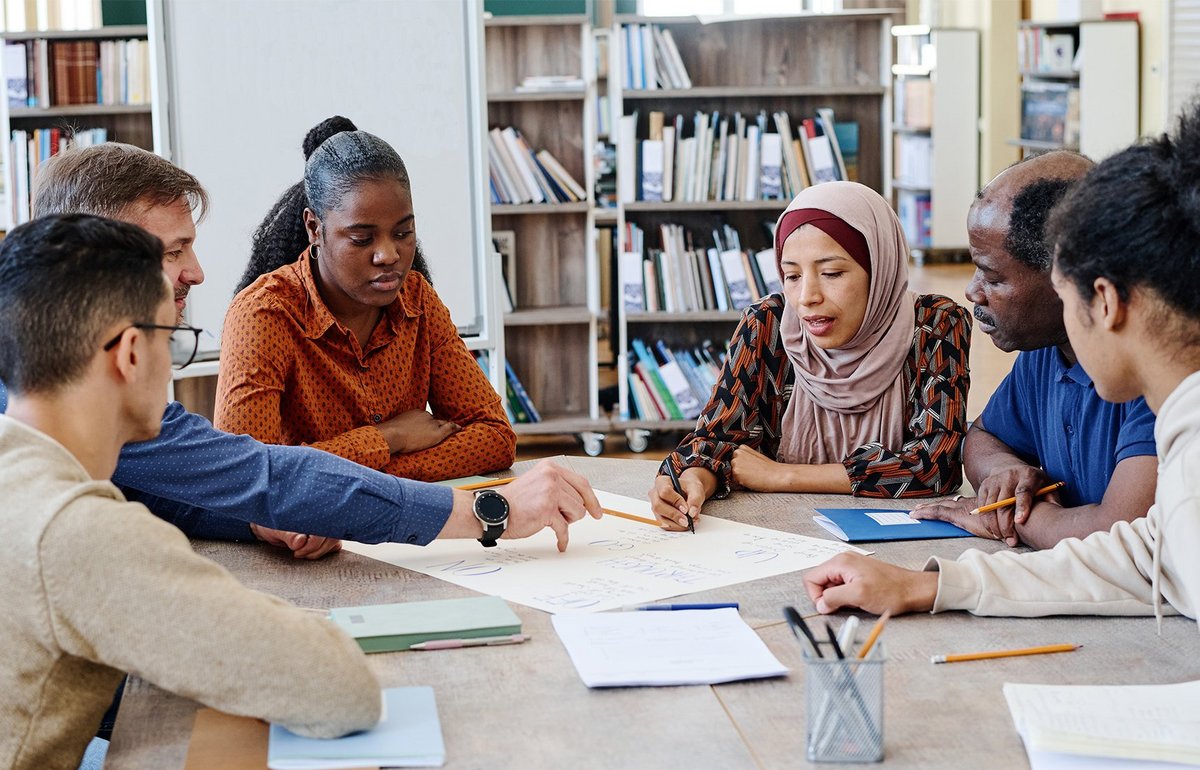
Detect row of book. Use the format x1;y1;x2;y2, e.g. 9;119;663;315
1017;27;1078;74
894;32;934;70
626;338;726;421
894;78;932;131
619;23;691;91
471;350;542;425
897;189;932;249
1020;82;1080;146
616;108;856;204
893;133;932;188
4;39;151;108
619;222;782;314
486;125;587;205
8;127;108;223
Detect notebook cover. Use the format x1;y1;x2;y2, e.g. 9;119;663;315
268;687;443;768
328;595;521;653
813;508;973;543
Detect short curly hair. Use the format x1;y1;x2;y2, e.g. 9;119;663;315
1002;177;1075;271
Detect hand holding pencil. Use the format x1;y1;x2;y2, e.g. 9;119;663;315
973;464;1065;527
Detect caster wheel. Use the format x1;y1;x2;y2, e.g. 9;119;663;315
579;432;605;457
625;428;651;453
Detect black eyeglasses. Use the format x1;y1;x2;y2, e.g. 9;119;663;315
102;323;205;370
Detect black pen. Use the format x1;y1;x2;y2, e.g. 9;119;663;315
664;460;696;534
784;606;823;658
825;622;846;660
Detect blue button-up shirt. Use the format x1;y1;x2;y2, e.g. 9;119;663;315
1;383;452;544
978;346;1156;507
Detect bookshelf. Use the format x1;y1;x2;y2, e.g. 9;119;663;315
1011;19;1139;161
609;11;893;452
484;14;608;455
890;25;979;260
0;23;157;231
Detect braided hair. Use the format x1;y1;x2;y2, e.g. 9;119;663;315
241;117;431;293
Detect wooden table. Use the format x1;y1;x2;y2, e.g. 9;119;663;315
106;457;1200;769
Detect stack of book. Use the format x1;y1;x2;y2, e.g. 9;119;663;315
3;38;151;108
515;75;584;93
619;222;782;314
626;338;726;421
617;108;853;204
487;125;587;205
619;23;691;91
8;127;107;223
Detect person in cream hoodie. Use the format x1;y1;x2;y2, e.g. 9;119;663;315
802;103;1200;629
0;215;380;770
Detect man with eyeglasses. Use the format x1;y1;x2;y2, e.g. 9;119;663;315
0;214;382;769
0;143;602;560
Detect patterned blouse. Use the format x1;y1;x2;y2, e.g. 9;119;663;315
662;293;972;499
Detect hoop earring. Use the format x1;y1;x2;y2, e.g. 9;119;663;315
310;244;320;261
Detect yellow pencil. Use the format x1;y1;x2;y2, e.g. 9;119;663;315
969;481;1065;515
856;611;891;659
455;477;518;491
603;508;661;527
930;643;1080;664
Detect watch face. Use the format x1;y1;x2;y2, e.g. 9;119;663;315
475;491;510;524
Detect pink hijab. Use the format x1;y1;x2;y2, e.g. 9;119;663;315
775;182;916;465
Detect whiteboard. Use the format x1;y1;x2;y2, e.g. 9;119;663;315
157;0;489;353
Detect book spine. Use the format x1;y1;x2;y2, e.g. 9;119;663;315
631;338;682;420
504;360;541;423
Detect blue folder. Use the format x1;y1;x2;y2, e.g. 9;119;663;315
813;508;973;543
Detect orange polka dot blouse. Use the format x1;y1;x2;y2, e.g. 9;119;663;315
214;254;516;483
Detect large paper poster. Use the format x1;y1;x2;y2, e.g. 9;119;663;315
343;491;866;613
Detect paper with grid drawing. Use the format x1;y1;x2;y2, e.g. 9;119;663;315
343;490;866;613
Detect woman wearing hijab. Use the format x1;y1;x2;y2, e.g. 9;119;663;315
804;101;1200;628
649;181;972;529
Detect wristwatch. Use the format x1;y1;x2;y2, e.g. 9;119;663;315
473;489;510;547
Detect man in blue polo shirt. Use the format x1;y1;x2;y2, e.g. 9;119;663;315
913;151;1156;548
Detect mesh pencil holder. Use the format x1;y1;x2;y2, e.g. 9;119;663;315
803;644;885;763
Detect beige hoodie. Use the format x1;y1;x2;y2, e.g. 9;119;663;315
928;370;1200;630
0;417;382;770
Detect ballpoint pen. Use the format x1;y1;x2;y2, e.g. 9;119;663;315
784;606;823;658
409;634;530;651
664;460;696;534
632;603;739;611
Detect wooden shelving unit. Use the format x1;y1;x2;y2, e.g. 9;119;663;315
484;14;606;455
0;18;157;230
609;11;894;452
890;25;979;260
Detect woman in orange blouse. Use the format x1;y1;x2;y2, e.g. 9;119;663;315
215;122;515;482
649;181;971;530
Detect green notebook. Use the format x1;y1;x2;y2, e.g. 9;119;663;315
328;596;521;653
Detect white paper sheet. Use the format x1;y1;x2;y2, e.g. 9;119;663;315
1004;680;1200;768
343;490;866;614
551;608;787;687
